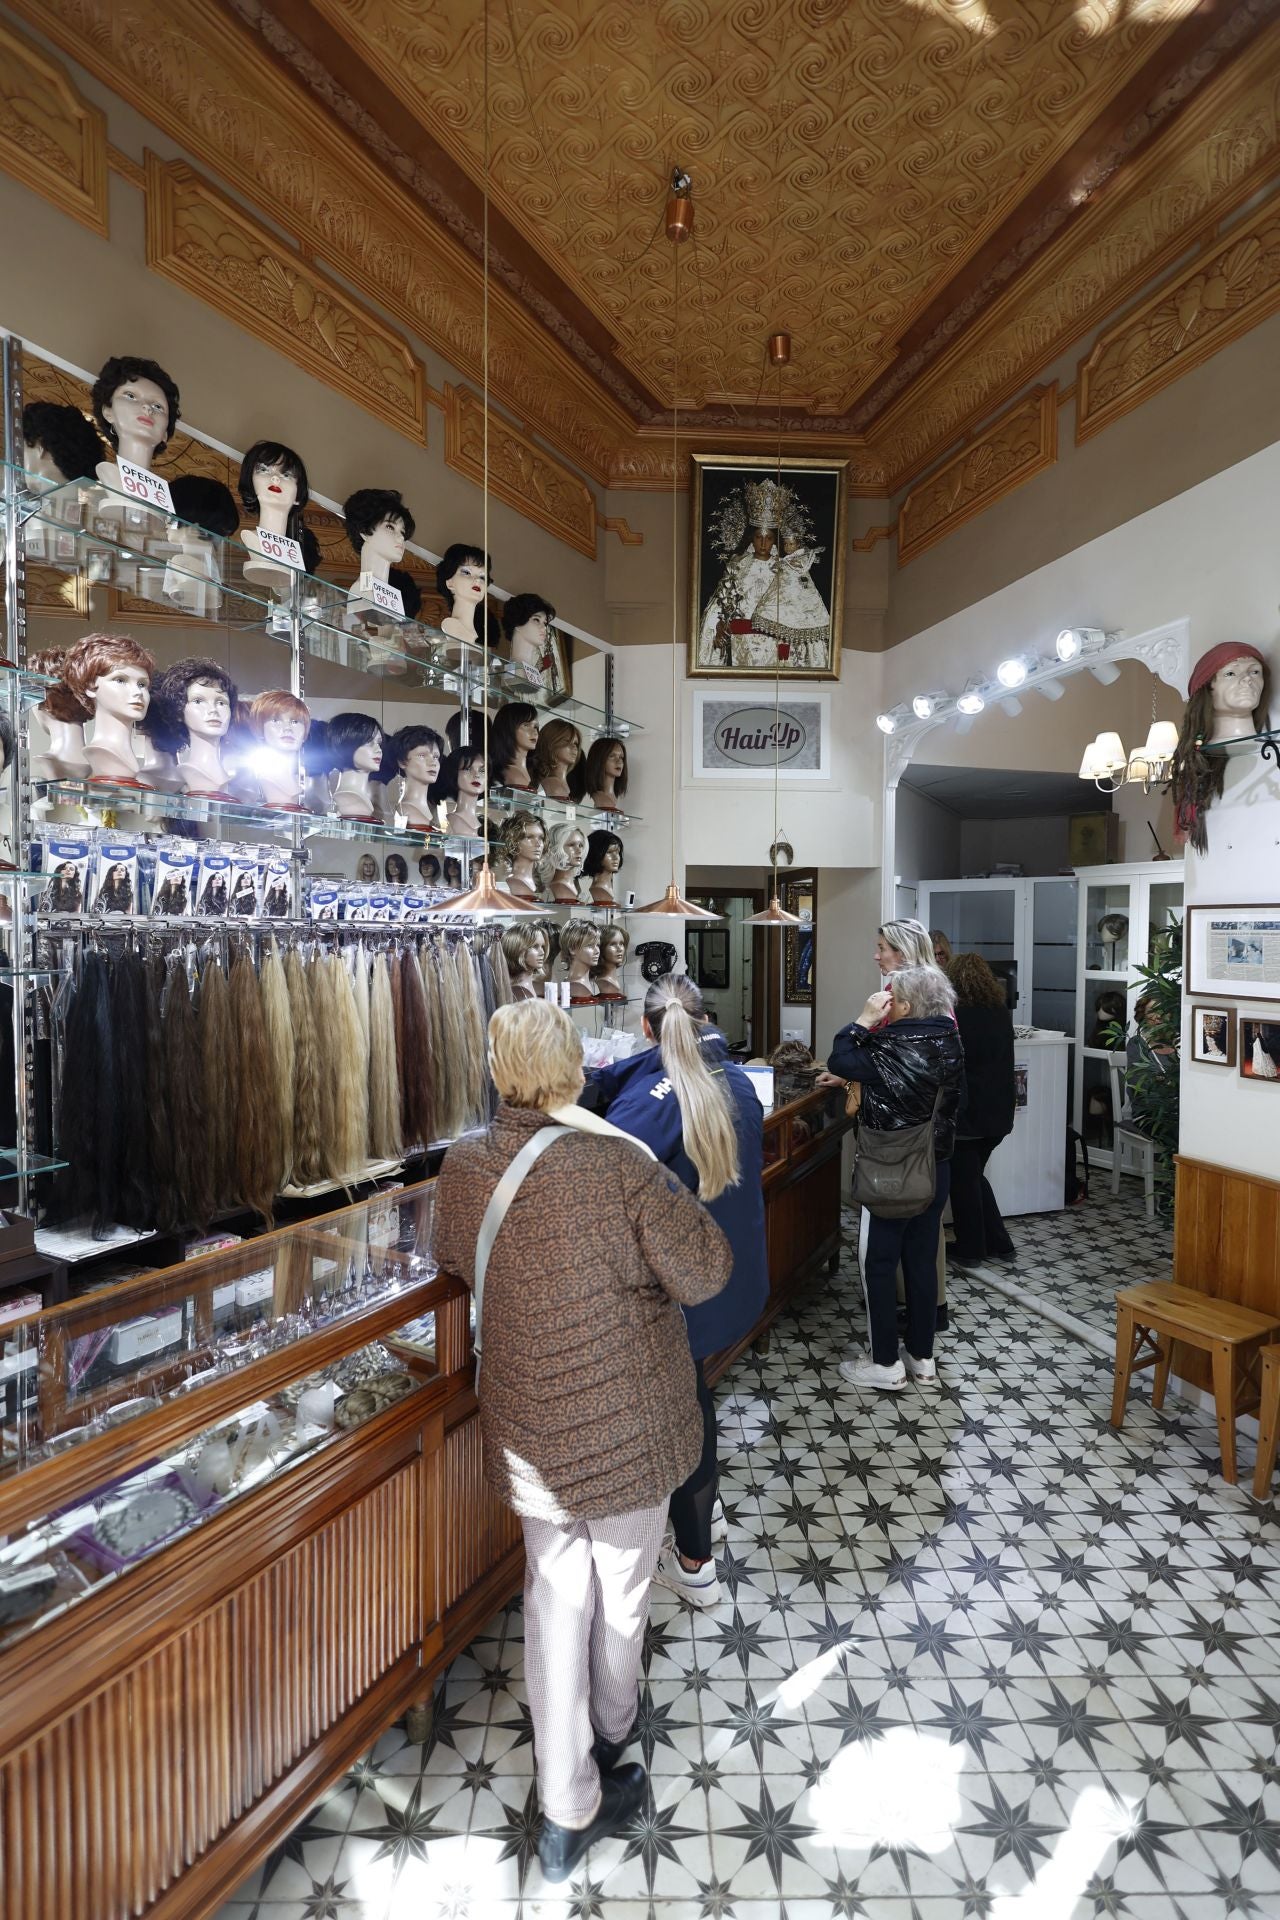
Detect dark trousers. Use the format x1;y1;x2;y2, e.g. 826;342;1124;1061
669;1357;717;1563
949;1135;1015;1262
863;1159;951;1366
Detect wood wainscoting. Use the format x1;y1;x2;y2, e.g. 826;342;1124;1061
1171;1155;1280;1392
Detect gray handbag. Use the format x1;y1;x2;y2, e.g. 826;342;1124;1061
850;1089;942;1220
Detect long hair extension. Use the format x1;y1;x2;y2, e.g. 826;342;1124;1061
199;957;237;1213
423;941;464;1140
145;954;179;1232
52;950;116;1233
260;937;295;1184
229;949;282;1225
398;942;434;1148
110;950;153;1230
351;942;371;1062
285;948;325;1186
452;939;489;1130
368;951;403;1162
327;953;368;1179
162;957;212;1230
644;973;741;1202
307;954;339;1178
488;934;514;1009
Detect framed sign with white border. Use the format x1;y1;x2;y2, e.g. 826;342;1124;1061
1186;905;1280;1003
692;688;831;781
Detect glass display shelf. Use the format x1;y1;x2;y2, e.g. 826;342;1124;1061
1201;728;1280;764
14;469;642;733
0;1150;68;1182
486;784;641;830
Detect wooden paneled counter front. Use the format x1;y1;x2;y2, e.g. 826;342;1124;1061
0;1092;850;1920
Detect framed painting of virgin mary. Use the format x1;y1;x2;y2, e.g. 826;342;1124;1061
688;453;848;680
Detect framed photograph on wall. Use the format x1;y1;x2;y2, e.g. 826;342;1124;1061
1190;1004;1236;1067
1239;1017;1280;1083
688;453;848;680
1186;905;1280;1002
781;873;816;1006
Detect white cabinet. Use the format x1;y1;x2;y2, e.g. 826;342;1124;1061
1073;859;1183;1167
917;875;1078;1033
988;1032;1071;1216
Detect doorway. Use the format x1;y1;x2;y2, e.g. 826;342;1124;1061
685;890;767;1050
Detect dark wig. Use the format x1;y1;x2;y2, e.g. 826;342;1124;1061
389;566;422;620
0;709;12;774
436;541;492;600
582;734;628;801
321;709;385;772
489;703;539;786
169;473;240;540
381;724;446;784
22;401;104;483
433;744;486;804
343;487;416;554
146;657;238;754
583;828;624;878
1171;665;1272;855
91;355;181;452
446;708;489;755
502;590;555;640
237;440;309;539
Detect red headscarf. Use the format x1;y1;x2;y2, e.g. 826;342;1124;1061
1188;643;1266;697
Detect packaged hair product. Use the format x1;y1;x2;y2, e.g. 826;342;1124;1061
195;850;232;917
150;842;198;918
308;885;340;921
227;850;261;918
37;836;91;915
91;839;138;917
259;852;291;918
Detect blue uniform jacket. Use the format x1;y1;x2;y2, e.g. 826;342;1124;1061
588;1030;769;1362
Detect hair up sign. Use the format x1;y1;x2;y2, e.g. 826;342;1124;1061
692;690;830;780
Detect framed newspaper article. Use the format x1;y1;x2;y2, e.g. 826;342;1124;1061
1186;905;1280;1003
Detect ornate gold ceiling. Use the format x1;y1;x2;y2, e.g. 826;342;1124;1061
301;0;1201;415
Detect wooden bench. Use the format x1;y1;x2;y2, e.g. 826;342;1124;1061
1112;1280;1280;1485
1255;1345;1280;1500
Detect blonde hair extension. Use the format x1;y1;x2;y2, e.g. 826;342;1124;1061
260;937;295;1185
199;957;236;1211
453;940;489;1129
489;933;514;1008
420;943;452;1140
351;943;371;1062
644;973;740;1202
286;949;325;1186
327;953;368;1179
368;951;403;1162
432;942;470;1139
229;950;282;1224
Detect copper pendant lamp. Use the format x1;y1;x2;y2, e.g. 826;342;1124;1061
744;329;801;929
634;173;721;925
427;0;539;919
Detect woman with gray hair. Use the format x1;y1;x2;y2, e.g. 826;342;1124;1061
828;964;965;1392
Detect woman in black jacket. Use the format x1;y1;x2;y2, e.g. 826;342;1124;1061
828;964;965;1392
948;953;1016;1267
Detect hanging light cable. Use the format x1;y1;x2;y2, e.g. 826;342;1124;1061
634;171;721;923
428;0;538;919
745;331;801;930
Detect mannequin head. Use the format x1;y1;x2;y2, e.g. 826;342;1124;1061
435;745;486;804
499;809;546;869
149;658;237;754
560;919;602;970
243;689;312;752
356;853;378;884
169;474;240;540
489;703;540;783
21;401;104;484
502;591;555;660
583;828;624;880
386;724;445;790
61;632;157;726
446;707;489;756
536;822;588;890
501;920;550;980
237;441;309;538
1209;652;1267;728
418;853;442;885
583;734;628;800
530;718;584;790
596;925;630;974
385;854;409;884
1172;643;1272;853
91;355;180;457
323;711;385;774
343;488;415;569
436;542;492;612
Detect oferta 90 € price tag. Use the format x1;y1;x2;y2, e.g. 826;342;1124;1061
116;458;174;513
256;528;305;569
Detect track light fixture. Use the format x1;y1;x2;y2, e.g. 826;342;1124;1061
911;690;948;719
956;680;987;716
995;654;1032;689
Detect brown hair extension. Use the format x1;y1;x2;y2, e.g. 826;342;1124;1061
198;957;236;1213
368;952;403;1162
229;950;282;1225
307;954;338;1176
285;949;325;1186
328;954;369;1179
260;937;295;1184
398;943;434;1148
414;942;438;1144
163;958;212;1229
145;954;179;1232
453;940;489;1129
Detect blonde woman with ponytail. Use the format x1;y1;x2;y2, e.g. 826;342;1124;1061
588;972;768;1610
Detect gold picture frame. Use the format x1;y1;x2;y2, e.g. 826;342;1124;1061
687;453;848;680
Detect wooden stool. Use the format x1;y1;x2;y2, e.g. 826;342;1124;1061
1112;1281;1280;1485
1255;1345;1280;1500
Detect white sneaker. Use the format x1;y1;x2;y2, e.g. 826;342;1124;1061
903;1351;937;1385
710;1499;728;1545
838;1355;907;1393
651;1547;722;1610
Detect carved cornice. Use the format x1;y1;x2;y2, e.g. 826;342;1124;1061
444;384;597;561
144;153;427;443
0;15;107;236
852;525;894;555
897;387;1058;567
1078;187;1280;442
601;517;643;548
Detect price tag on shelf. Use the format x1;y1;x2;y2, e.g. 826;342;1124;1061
356;572;405;618
116;458;173;513
256;528;305;569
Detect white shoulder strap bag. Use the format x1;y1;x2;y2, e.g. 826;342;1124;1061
472;1126;571;1382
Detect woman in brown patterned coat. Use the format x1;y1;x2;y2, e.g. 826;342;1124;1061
432;998;730;1884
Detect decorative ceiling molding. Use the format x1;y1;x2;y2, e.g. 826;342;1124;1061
1077;184;1280;442
898;385;1058;566
852;524;893;555
601;517;643;549
144;153;428;443
443;383;597;561
0;14;107;237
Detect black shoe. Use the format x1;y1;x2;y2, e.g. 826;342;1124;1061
538;1763;646;1883
591;1706;640;1775
934;1305;949;1332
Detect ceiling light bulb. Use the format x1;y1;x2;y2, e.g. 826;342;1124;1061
996;655;1029;689
912;690;945;719
956;682;986;716
876;710;899;734
1056;629;1082;662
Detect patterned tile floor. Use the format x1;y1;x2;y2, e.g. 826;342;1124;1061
994;1178;1174;1342
215;1197;1280;1920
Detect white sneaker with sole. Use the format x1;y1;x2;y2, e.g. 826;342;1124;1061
710;1499;727;1545
651;1547;722;1610
839;1355;907;1393
903;1351;937;1385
